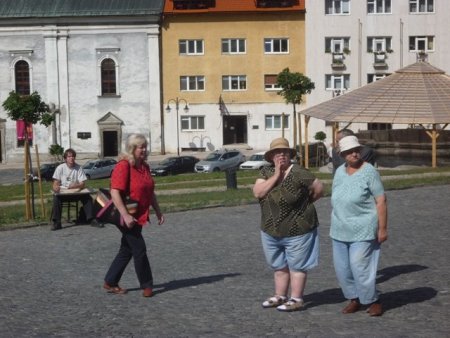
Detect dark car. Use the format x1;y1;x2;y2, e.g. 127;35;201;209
33;162;62;181
82;159;117;179
151;156;199;176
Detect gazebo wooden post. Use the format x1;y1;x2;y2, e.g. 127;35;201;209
425;124;439;168
332;123;339;148
304;116;310;168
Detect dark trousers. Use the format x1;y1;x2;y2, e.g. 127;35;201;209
105;225;153;289
51;194;94;223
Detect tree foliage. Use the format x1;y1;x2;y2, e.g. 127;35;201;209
2;91;53;127
276;68;315;105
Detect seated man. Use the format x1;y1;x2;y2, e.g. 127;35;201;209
51;148;102;230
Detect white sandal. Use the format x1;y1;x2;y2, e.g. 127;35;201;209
277;298;304;312
262;295;287;308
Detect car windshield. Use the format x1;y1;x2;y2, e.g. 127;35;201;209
160;158;177;165
82;162;95;169
249;154;264;161
205;153;222;161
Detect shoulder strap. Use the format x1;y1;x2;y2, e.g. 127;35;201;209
126;161;131;195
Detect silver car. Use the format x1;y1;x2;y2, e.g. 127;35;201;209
195;149;246;173
239;152;270;170
82;159;117;179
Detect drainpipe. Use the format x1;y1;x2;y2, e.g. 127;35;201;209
400;19;404;68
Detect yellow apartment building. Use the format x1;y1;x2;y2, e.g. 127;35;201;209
162;0;306;154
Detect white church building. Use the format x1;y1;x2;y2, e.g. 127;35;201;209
0;0;164;163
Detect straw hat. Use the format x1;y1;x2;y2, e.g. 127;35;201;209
338;135;362;154
264;137;297;161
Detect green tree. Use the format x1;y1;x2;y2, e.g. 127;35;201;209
276;68;315;165
2;91;53;219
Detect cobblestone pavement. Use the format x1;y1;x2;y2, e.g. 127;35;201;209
0;185;449;337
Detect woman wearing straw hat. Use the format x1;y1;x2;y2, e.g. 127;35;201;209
331;135;387;316
253;137;324;312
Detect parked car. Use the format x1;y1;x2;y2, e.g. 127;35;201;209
195;149;246;173
239;152;270;170
82;158;117;179
151;156;199;176
33;162;62;181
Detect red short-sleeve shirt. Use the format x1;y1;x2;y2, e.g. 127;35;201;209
110;160;155;226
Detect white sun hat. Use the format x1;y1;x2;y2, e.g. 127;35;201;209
339;135;362;153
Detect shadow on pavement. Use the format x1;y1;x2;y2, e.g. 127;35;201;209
382;287;438;312
377;264;428;284
152;273;242;295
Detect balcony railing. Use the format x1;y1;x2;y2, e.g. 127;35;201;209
331;53;345;69
373;52;387;68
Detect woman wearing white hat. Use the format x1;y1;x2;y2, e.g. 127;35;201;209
253;137;324;312
331;135;388;316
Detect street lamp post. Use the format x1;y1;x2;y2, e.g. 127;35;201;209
165;98;189;156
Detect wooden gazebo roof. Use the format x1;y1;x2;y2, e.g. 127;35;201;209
302;61;450;124
301;61;450;167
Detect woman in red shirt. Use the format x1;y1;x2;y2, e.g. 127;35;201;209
103;134;164;297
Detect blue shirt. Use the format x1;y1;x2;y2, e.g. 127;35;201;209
330;163;384;242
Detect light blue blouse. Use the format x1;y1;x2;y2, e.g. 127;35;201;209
330;163;384;242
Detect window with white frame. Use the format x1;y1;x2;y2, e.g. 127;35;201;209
367;0;391;14
409;36;434;51
325;37;350;53
265;115;289;130
264;38;289;54
409;0;434;13
222;39;246;54
367;37;392;52
180;76;205;91
96;48;120;97
179;39;204;55
14;60;31;95
367;73;390;83
325;0;350;14
222;75;247;91
325;74;350;90
101;58;117;95
264;74;282;91
181;116;205;131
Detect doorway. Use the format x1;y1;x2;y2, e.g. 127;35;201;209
223;115;247;145
103;130;118;157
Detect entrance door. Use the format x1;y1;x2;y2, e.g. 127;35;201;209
223;115;247;145
103;130;118;157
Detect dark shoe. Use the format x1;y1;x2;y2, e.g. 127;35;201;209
367;302;383;316
51;222;62;231
143;288;153;298
103;282;127;294
90;219;104;228
342;299;361;314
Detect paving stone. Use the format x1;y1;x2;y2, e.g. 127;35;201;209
0;185;449;337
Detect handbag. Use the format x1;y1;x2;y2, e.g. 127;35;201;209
95;162;138;227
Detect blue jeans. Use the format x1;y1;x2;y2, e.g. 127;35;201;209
332;239;380;305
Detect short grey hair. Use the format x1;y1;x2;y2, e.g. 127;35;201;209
337;128;355;138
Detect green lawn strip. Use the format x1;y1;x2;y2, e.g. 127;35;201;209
2;175;450;228
2;166;450;201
